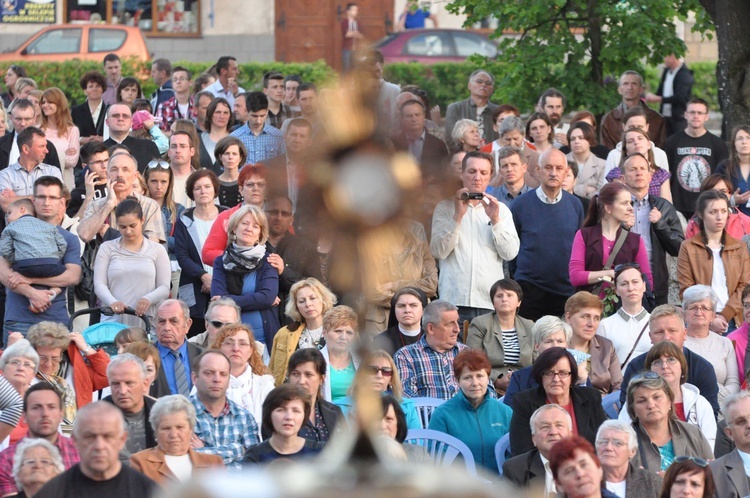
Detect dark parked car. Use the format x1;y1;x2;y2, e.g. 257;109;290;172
375;28;498;64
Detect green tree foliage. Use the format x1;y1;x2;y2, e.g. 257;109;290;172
447;0;713;114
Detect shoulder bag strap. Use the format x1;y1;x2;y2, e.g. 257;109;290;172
603;228;630;270
620;321;650;370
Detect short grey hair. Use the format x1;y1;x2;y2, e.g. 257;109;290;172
149;394;197;433
12;438;64;491
595;420;638;452
452;118;479;145
0;339;39;373
106;353;147;380
499;116;525;136
532;316;572;346
618;70;644;87
649;304;685;327
682;285;718;311
530;404;572;435
723;390;750;419
159;299;191;322
469;69;494;84
422;300;458;329
205;297;241;323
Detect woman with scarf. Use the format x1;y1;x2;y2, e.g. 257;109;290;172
211;205;280;349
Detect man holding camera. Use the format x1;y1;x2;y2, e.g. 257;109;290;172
430;151;519;327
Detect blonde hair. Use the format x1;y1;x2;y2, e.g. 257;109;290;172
348;349;404;401
284;278;337;324
27;321;71;350
226;204;268;247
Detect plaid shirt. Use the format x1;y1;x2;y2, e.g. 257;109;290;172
155;95;195;131
191;395;259;470
230;122;286;164
0;433;80;495
394;336;467;400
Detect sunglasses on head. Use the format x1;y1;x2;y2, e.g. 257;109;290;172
673;456;708;467
148;159;170;169
630;371;660;383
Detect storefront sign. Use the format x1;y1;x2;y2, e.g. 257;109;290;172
2;0;56;23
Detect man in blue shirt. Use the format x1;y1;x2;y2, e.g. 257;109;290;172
230;92;285;164
397;1;438;30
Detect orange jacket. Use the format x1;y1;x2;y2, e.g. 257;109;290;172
68;343;110;408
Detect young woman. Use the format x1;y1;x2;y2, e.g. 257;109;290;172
684;174;750;240
677;189;750;330
201;98;233;167
716;125;750;216
1;65;26;107
607;127;672;201
93;199;171;328
40;88;80;190
145;163;185;274
243;385;325;463
215;136;247;208
566;121;606;199
658;456;716;498
116;77;142;105
526;112;554;154
569;182;653;296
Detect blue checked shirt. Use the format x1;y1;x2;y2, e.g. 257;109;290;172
191;395;259;469
230;122;285;164
394;336;467;400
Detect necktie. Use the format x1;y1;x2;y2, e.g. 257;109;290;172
171;350;190;395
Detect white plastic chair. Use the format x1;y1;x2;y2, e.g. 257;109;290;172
411;397;445;428
405;429;478;476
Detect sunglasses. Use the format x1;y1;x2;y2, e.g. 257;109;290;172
208;320;232;329
673;456;708;467
366;366;393;377
630;371;661;382
148;159;170;169
614;262;640;273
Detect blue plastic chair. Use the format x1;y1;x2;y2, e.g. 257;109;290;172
602;390;622;419
405;429;478;476
411;397;445;428
494;433;510;476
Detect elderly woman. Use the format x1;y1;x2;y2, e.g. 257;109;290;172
509;347;608;456
452;119;482;152
130;395;224;484
678;190;750;333
625;372;712;473
549;436;620;498
503;315;572;408
0;340;39;444
567;122;606;199
681;285;740;404
26;321;109;423
9;438;64;498
565;292;622;395
619;342;716;449
211;204;280;348
286;348;345;443
596;263;652;370
244;385;325;463
211;324;275;424
428;350;512;473
270;278;337;386
467;279;534;396
202;164;270;266
338;349;420;429
595;420;663;497
658;456;716;498
320;306;360;404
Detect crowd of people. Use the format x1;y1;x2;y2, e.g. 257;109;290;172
0;45;745;498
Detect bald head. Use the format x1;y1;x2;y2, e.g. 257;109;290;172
74;401;125;438
396;92;419;108
538;148;568;194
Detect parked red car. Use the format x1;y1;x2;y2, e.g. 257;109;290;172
375;28;498;64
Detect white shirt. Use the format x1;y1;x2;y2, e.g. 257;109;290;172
606;480;627;498
662;63;683;117
597;308;651;370
164;453;193;481
535;186;562;204
430;198;519;309
205;79;245;108
604;142;669;175
738;449;750;477
710;247;730;312
540;454;557;496
8;135;20;167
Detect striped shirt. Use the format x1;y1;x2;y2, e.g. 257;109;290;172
394;336;467;400
501;329;521;365
191;395;259;470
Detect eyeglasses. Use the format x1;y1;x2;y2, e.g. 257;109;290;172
595;439;627;448
265;209;292;217
38;354;63;365
33;195;61;202
366;366;393;377
650;356;679;368
673;455;708;467
221;339;252;349
22;459;55;467
243;181;266;189
542;370;571;379
685;305;712;314
148;159;170;169
207;320;232;329
6;359;36;369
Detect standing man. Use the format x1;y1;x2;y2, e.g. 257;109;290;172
190;350;259;469
710;391;750;498
167;131;196;208
0;100;61;170
151;299;204;398
263;72;295;129
230;92;285;164
67;142;109;219
263;117;313;211
394;300;467;400
231;92;249;130
0;382;78;496
205;56;244;108
665;97;729;218
295;83;319;131
489;146;531;208
431;151;519;325
397;0;438;30
101;53;122;106
621;153;683;305
444;70;498;147
149;58;174;111
193;91;215;133
341;3;364;72
102;104;160;172
510;148;584;320
284;75;302;114
647;54;694;138
35;402;156;498
156;66;193;132
538;88;569;148
393;99;449;182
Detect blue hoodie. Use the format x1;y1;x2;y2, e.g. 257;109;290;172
428;389;512;473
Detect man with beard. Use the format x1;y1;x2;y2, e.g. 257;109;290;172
538;88;569;149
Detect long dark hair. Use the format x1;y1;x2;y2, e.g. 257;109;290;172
725;125;750;184
525;112;553;145
583;182;630;227
695;189;730;237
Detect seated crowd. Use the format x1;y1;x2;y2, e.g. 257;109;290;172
0;49;745;498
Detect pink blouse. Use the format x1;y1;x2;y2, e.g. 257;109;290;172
568;230;654;290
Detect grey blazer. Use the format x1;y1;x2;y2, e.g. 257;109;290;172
709;449;750;498
624;462;662;498
589;334;623;395
631;419;714;472
466;312;534;381
444;97;499;146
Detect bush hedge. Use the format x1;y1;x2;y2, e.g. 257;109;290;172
2;58;717;116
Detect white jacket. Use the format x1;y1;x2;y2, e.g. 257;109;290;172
619;383;716;449
604;141;669;175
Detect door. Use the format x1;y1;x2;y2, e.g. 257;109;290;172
275;0;394;70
